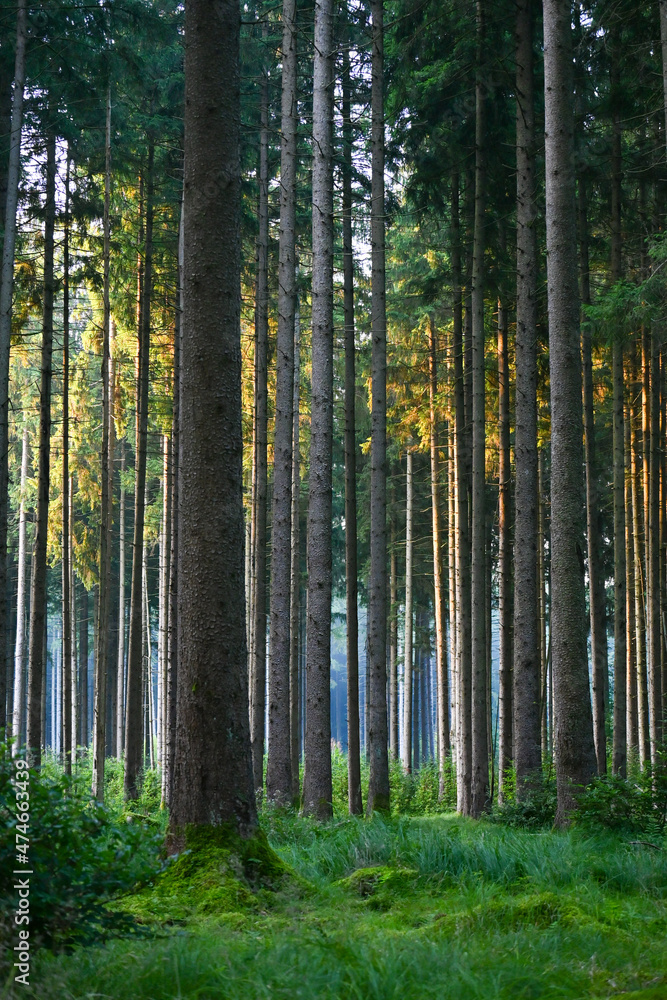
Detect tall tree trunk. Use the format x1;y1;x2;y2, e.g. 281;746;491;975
402;451;414;773
428;316;449;777
158;433;171;771
164;210;182;810
342;40;362;815
93;92;113;801
513;0;541;796
452;172;472;814
117;440;126;755
253;27;270;798
0;0;26;716
389;517;398;759
497;298;512;800
26;121;56;766
470;0;488;818
266;0;298;805
79;585;89;746
12;423;29;750
648;330;662;762
302;0;335;821
625;404;638;758
124;143;154;800
366;0;390;815
543;0;596;823
610;54;626;775
579;179;607;776
289;305;301;802
170;0;256;836
448;430;457;772
631;356;650;767
62;154;72;775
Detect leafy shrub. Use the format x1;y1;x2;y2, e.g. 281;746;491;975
576;755;667;838
492;773;557;829
0;742;161;955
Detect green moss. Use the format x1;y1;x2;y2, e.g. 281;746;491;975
335;865;420;899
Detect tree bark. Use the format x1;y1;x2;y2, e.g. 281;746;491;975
342;39;362;815
497;296;513;800
648;330;662;762
26;121;56;766
266;0;298;805
366;0;390;815
93;91;113;801
0;0;26;722
402;450;414;773
625;402;638;758
451;172;472;814
170;0;256;836
302;0;335;821
428;316;449;777
124;144;154;800
631;355;650;767
12;423;29;750
543;0;596;822
117;440;126;755
253;25;270;798
470;0;488;818
289;304;301;802
62;154;72;775
389;517;398;759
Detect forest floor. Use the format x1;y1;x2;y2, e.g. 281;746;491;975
23;810;667;1000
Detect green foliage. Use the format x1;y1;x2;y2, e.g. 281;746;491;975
0;743;161;956
491;772;557;830
575;759;667;839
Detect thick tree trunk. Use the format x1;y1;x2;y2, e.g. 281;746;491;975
543;0;596;822
342;40;362;815
470;0;488;818
266;0;298;805
12;423;29;750
366;0;390;815
124;144;154;800
26;123;56;766
93;93;113;801
497;299;512;800
62;156;72;775
402;451;414;773
513;0;541;796
451;172;472;814
170;0;256;836
253;30;270;798
428;317;449;776
302;0;335;821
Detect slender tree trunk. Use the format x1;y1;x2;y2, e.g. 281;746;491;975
470;0;488;818
452;173;472;814
289;305;301;802
543;0;596;823
0;0;27;713
631;356;650;767
428;316;449;777
342;40;362;815
164;212;182;810
170;0;256;836
538;454;549;762
366;0;390;815
69;484;76;759
253;29;270;797
448;431;457;769
648;330;662;761
303;0;335;821
116;441;125;755
158;433;170;771
79;585;89;747
93;92;113;801
402;451;414;773
12;423;29;750
497;298;512;800
26;122;56;766
579;180;607;775
610;63;626;775
625;402;638;759
266;0;298;805
124;143;154;800
389;518;398;759
62;156;72;774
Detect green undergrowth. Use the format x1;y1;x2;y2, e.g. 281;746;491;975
22;812;667;1000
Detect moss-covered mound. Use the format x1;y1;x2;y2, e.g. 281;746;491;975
119;824;299;926
335;865;420;899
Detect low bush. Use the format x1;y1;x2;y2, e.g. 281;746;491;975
0;742;161;957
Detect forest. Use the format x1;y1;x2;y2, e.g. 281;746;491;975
1;0;667;996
